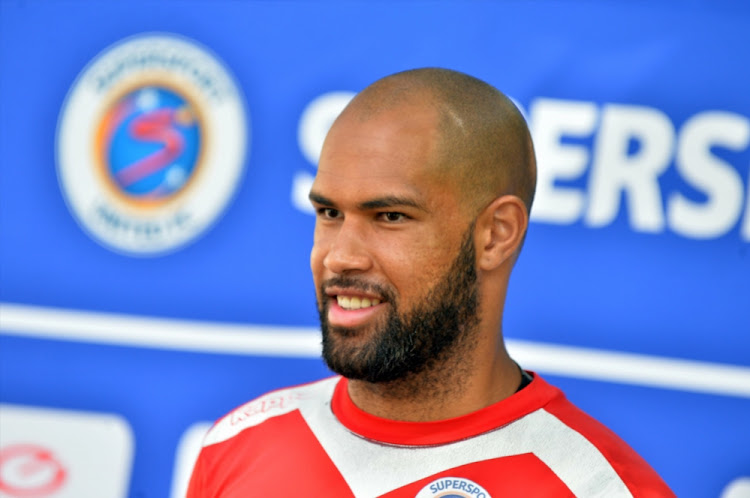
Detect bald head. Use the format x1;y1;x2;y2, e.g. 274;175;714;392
336;68;536;217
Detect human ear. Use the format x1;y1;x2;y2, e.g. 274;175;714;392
475;195;528;271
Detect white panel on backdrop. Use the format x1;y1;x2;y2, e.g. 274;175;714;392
0;405;134;498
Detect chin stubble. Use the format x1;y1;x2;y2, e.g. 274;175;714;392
318;223;480;390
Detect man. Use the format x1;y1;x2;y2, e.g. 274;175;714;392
187;68;674;497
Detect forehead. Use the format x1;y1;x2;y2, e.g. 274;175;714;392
313;105;451;202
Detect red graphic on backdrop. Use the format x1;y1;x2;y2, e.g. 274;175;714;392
0;444;67;497
116;108;186;188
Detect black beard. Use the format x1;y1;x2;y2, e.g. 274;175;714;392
318;224;479;384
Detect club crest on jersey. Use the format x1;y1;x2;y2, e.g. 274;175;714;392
415;477;491;498
56;33;247;255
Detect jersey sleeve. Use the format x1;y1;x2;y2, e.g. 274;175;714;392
185;449;206;498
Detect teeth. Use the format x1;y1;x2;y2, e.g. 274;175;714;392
337;296;381;310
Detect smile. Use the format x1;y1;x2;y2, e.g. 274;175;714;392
336;296;381;310
327;293;385;328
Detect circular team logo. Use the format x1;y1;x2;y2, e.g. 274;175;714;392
416;477;491;498
0;444;67;496
56;33;248;255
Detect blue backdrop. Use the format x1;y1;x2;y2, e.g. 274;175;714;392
1;1;748;497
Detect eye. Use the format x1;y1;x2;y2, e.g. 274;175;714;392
317;207;341;219
379;212;407;223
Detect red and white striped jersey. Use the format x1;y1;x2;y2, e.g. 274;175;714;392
187;374;674;497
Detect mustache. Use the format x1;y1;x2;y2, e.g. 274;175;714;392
320;276;396;302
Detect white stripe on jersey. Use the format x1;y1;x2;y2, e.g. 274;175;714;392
202;377;339;447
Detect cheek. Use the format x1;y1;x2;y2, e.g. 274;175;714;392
310;223;327;263
384;242;451;300
310;243;325;282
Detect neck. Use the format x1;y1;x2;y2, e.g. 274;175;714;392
346;328;521;422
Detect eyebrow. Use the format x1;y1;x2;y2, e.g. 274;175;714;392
309;191;427;212
309;191;335;206
359;196;426;211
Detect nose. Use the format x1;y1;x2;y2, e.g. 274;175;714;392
321;219;373;275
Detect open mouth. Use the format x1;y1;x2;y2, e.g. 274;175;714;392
336;295;381;310
324;289;387;328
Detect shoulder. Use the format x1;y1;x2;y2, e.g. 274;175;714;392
529;375;675;497
202;376;340;448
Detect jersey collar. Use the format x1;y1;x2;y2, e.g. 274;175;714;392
330;372;561;446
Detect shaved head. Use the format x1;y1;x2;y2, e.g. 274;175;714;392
335;67;536;217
